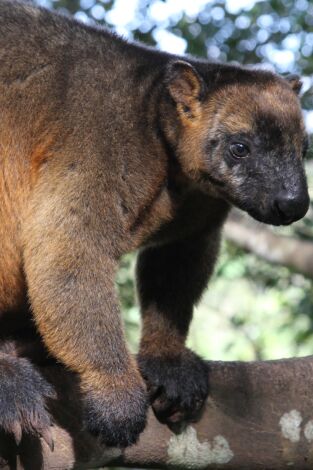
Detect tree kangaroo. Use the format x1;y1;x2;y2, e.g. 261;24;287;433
0;0;309;447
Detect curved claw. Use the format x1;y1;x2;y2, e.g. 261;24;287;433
40;428;54;452
0;457;8;468
11;421;22;446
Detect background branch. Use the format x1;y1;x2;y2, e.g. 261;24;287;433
2;357;313;469
224;209;313;279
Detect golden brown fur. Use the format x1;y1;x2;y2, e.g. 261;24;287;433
0;0;309;447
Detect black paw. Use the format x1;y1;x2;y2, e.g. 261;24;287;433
138;350;209;431
83;383;148;447
0;355;55;449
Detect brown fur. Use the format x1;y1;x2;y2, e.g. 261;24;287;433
140;311;187;357
0;0;309;445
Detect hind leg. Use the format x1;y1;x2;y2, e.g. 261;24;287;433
0;348;55;448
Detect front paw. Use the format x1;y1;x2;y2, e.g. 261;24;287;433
83;381;148;447
138;349;209;431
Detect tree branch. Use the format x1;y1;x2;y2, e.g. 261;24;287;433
2;356;313;469
224;210;313;279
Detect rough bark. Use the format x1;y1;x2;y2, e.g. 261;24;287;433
224;210;313;279
2;356;313;469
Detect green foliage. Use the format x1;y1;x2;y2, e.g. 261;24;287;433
38;0;313;111
34;0;313;361
189;242;313;361
115;254;140;352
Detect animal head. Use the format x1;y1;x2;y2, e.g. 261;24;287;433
164;60;309;226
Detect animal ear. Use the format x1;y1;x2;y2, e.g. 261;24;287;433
286;74;302;95
165;60;206;123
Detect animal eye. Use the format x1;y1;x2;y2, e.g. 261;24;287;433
230;142;250;159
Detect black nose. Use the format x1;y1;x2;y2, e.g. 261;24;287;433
274;189;310;224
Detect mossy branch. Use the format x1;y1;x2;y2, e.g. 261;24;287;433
1;356;313;469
